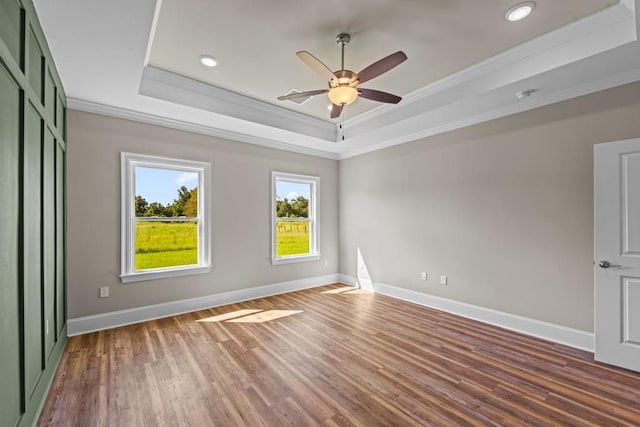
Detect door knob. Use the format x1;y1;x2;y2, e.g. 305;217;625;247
599;260;621;268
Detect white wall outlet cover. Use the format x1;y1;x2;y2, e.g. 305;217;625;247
440;276;447;285
99;287;110;298
421;272;427;280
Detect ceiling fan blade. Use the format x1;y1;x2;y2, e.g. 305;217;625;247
296;51;337;83
352;51;408;85
330;103;343;119
358;88;402;104
277;89;328;101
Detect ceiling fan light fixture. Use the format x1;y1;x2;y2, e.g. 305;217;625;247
328;86;358;106
506;2;535;22
278;34;407;119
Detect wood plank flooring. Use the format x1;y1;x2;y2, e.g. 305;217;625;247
39;284;640;426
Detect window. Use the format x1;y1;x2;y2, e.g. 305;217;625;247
121;153;210;282
272;172;320;265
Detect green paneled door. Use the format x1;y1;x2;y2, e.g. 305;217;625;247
0;62;23;427
56;94;65;135
56;143;66;336
0;0;22;66
45;69;55;118
27;29;43;103
24;102;44;400
1;0;68;425
44;127;56;359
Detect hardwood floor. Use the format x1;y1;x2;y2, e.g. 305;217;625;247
39;284;640;426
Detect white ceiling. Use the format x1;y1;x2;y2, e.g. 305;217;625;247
33;0;640;159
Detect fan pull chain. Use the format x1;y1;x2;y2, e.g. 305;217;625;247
340;114;345;141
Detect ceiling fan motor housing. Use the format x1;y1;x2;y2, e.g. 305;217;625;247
330;70;357;88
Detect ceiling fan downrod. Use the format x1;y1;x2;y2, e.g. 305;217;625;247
336;33;350;71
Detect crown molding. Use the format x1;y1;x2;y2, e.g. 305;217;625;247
139;66;337;142
344;2;636;135
136;2;639;160
67;97;340;160
50;0;640;161
338;59;640;159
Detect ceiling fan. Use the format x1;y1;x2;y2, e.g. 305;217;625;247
278;33;407;119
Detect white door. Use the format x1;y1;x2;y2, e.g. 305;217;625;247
594;138;640;372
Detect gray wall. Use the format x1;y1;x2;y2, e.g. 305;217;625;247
69;82;640;332
67;111;338;318
339;82;640;332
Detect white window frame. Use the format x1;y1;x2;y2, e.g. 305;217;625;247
120;152;211;283
271;171;320;265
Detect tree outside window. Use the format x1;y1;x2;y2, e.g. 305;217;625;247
272;172;320;264
121;153;210;283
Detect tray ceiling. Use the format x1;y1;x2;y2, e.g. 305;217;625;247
33;0;640;158
148;0;617;121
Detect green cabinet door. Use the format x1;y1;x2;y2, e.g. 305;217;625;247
44;127;56;359
0;64;23;427
56;143;66;336
24;101;43;401
27;29;43;103
2;1;68;425
0;0;22;67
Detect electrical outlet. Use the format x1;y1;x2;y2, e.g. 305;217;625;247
421;272;427;281
440;276;447;285
99;286;109;298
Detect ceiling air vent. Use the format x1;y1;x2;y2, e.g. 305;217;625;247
284;89;311;105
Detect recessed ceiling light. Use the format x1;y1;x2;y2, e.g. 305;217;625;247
505;2;535;22
200;55;218;67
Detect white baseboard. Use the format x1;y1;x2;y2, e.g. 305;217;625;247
339;274;594;352
69;273;594;352
67;274;340;336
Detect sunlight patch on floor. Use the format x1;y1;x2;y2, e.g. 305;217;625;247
321;286;373;295
197;309;303;324
226;310;303;323
321;286;356;294
343;289;373;295
197;309;263;323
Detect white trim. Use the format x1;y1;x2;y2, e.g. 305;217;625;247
120;265;211;283
120;152;211;282
339;274;594;352
67;274;340;336
271;254;321;266
142;0;162;67
70;272;595;350
44;1;640;160
271;172;320;265
344;2;636;131
337;64;640;160
66;98;340;160
338;274;358;287
139;66;336;141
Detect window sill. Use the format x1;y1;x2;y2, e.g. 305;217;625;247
120;265;211;283
271;254;321;266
